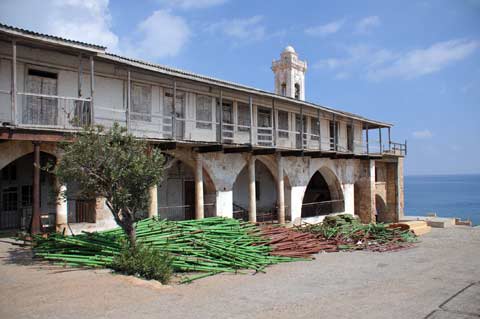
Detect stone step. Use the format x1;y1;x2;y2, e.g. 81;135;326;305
395;220;431;236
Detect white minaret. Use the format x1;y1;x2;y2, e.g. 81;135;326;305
271;45;307;100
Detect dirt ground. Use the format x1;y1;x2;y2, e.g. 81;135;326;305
1;226;479;319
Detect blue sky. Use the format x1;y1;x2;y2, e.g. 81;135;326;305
1;0;479;175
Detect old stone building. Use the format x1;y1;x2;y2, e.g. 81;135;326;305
0;24;406;233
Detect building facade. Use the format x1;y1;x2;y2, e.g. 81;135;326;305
0;24;406;234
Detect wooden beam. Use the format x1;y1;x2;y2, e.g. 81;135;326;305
0;129;71;142
252;148;276;155
280;150;304;157
304;151;329;158
223;146;253;154
195;144;223;153
154;141;177;150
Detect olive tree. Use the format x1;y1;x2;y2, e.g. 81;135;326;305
54;123;164;244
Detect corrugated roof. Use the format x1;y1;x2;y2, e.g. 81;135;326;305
0;23;106;51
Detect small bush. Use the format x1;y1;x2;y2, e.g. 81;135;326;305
111;241;173;284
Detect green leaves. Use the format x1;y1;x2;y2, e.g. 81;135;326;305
54;123;165;242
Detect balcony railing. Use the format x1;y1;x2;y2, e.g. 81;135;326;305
0;90;407;157
15;92;91;129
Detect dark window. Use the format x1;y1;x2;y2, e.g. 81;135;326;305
2;187;18;211
2;163;16;182
294;83;300;99
311;117;320;141
281;83;286;96
237;102;250;132
347;124;353;151
329;121;339;151
255;181;260;201
196;94;212;129
21;185;33;207
28;69;57;79
131;83;152;122
278;110;289;138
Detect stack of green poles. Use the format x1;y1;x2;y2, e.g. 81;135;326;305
33;217;302;283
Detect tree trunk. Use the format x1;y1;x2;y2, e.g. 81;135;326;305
123;219;136;246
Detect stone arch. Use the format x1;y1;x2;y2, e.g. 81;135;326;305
375;194;388;223
0;141;58;171
0;150;57;230
301;166;345;218
232;159;277;221
157;155;216;220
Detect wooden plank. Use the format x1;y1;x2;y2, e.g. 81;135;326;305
280;150;304;157
195;144;223;153
252;148;276;155
223;146;253;154
0;129;70;142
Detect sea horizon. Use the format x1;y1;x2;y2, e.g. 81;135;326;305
404;173;480;226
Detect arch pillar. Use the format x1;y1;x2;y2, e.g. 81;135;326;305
276;153;285;224
55;181;68;232
216;189;233;218
290;185;306;225
248;155;256;223
194;153;204;219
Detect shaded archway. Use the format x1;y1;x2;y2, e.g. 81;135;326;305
301;167;344;218
0;152;56;230
157;157;216;221
375;195;388;223
232;160;277;221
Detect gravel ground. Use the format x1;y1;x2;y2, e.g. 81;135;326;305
1;226;479;319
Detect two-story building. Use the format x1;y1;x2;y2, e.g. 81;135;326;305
0;24;406;233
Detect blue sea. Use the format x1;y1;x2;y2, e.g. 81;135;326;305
405;174;480;226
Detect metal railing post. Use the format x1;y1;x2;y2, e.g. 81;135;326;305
379;127;382;153
172;79;177;139
366;123;369;154
89;56;95;125
219;90;223;143
272;98;276;147
11;40;17;125
249;95;254;145
126;69;131;131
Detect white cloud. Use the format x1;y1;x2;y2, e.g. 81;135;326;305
0;2;192;59
355;16;381;34
314;39;479;81
156;0;227;9
207;15;266;41
412;129;433;139
125;10;190;59
0;0;119;51
368;39;480;80
305;19;345;37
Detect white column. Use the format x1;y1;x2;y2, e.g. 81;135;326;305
342;183;355;215
195;154;204;219
56;183;68;232
248;155;256;223
370;159;376;222
276;153;285;224
216;190;233;218
148;185;158;218
290;185;306;226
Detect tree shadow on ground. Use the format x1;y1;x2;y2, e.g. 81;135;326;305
0;239;92;274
